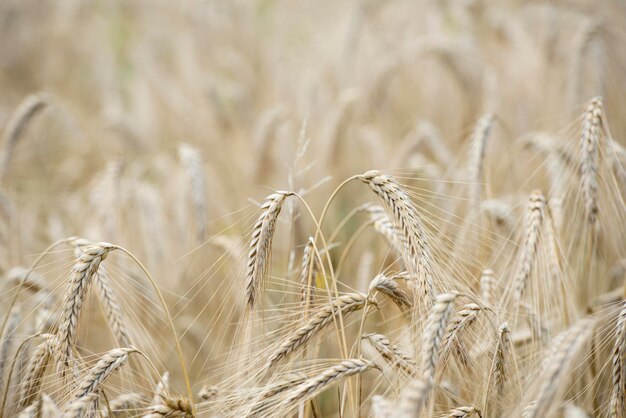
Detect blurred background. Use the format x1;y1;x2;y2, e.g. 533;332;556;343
2;0;626;412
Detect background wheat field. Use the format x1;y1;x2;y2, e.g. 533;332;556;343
1;1;626;417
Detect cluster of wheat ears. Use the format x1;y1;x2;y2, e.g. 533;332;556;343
2;1;626;418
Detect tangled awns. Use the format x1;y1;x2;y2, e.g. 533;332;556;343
2;1;626;417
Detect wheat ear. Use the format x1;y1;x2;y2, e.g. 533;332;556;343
246;372;307;416
513;190;545;304
492;323;511;396
579;96;603;226
0;306;20;395
74;347;135;399
466;114;494;204
57;243;115;371
265;293;369;371
64;393;99;417
368;274;412;311
523;319;594;418
609;301;626;418
399;293;458;418
245;191;293;308
480;269;496;305
198;385;218;402
178;143;208;241
0;94;48;183
104;393;142;416
421;292;458;379
144;396;193;417
69;238;131;347
366;205;402;254
280;359;378;409
362;333;416;375
446;405;481;418
358;170;435;307
18;334;61;409
372;395;393;418
441;303;482;364
300;237;321;312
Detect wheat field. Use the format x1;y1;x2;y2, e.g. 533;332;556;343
1;0;626;417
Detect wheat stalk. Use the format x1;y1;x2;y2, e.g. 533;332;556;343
245;191;293;308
